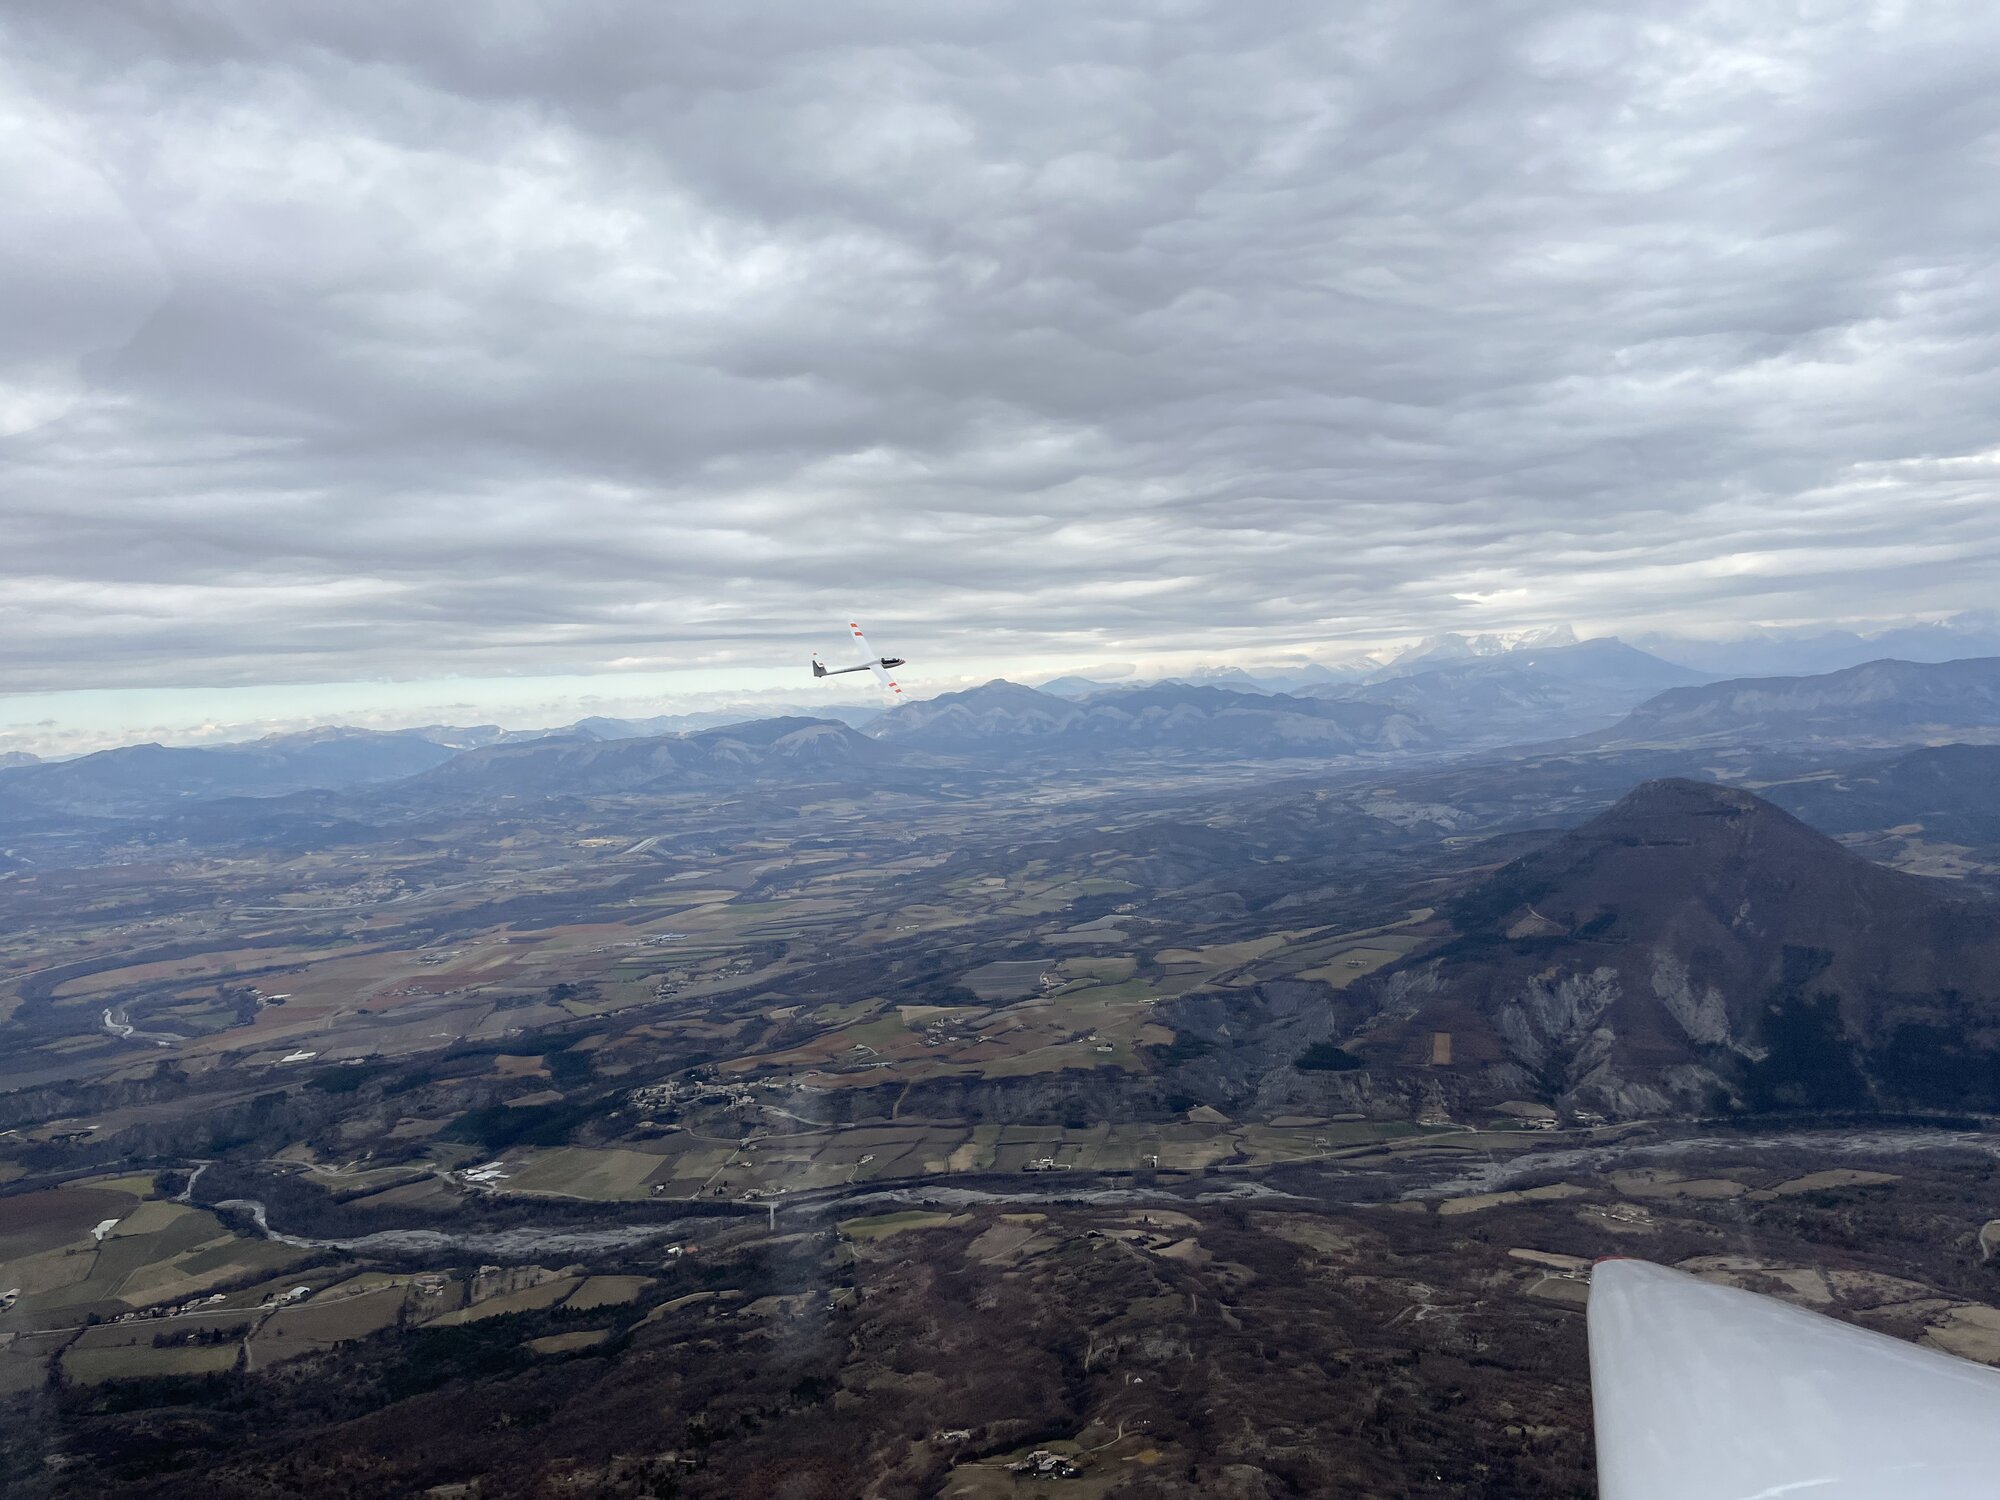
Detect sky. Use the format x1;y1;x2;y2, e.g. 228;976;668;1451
5;1;2000;755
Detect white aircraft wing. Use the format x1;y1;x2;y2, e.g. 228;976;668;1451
1589;1257;2000;1499
848;620;905;703
868;660;905;701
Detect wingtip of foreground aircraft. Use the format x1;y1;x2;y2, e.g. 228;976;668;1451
1588;1257;2000;1499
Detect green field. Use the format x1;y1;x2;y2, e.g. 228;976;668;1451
837;1210;960;1242
504;1146;672;1199
959;960;1052;1001
426;1277;582;1326
65;1343;241;1384
527;1329;612;1354
0;1184;309;1333
565;1275;653;1310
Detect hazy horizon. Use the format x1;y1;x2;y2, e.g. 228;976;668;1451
7;609;2000;759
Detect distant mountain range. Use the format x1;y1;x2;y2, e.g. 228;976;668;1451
405;701;882;749
1587;657;2000;749
872;680;1434;757
1034;638;1707;745
0;704;885;815
1635;611;2000;678
1035;627;1583;698
0;712;893;823
1032;613;2000;697
1370;624;1581;674
10;654;2000;824
562;703;883;738
0;728;459;818
1305;638;1707;744
1359;778;2000;1118
400;717;877;799
1041;666;1363;698
1035;675;1132;699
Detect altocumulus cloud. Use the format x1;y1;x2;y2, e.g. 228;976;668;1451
4;0;2000;697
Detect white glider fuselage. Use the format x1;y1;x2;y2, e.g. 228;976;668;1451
811;621;906;702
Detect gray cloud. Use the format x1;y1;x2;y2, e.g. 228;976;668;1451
4;0;2000;697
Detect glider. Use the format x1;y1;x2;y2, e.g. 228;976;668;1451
1589;1256;2000;1498
811;621;906;703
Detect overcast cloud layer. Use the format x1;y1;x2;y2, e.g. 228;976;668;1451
5;0;2000;720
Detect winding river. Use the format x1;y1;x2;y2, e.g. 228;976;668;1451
196;1125;2000;1260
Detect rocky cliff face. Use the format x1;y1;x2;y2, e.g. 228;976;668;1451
1350;778;2000;1119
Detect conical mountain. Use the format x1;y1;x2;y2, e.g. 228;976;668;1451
1357;779;2000;1117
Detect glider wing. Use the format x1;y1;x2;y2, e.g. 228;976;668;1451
849;621;905;703
1589;1257;2000;1499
